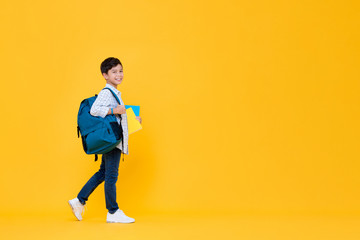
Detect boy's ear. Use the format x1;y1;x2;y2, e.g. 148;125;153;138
102;72;108;80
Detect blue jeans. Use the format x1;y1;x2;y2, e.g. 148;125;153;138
77;148;121;214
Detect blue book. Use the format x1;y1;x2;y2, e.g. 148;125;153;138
125;105;140;117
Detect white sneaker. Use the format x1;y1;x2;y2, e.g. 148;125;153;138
68;198;86;221
106;209;135;223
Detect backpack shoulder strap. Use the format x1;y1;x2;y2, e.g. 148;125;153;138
103;87;121;105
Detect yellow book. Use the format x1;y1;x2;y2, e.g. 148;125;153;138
126;107;142;134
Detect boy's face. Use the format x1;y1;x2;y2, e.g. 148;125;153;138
103;64;123;88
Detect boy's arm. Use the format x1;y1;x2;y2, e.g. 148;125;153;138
90;90;126;117
108;105;126;115
90;90;112;118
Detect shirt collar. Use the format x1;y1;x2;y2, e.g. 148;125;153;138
105;83;121;95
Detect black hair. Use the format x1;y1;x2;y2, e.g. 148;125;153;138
100;57;122;74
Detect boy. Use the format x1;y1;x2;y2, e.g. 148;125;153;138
68;57;142;223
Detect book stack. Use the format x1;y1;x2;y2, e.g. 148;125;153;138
125;105;142;134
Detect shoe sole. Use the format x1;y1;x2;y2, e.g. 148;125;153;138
106;221;135;223
68;200;82;221
106;220;135;223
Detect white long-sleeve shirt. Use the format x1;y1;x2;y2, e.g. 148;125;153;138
90;83;129;154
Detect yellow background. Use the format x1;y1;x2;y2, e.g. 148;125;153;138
0;0;359;220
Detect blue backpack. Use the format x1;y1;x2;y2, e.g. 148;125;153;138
77;88;124;161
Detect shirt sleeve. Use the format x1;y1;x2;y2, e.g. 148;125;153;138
90;90;111;118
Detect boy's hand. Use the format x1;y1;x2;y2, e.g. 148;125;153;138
135;116;142;124
113;105;126;114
